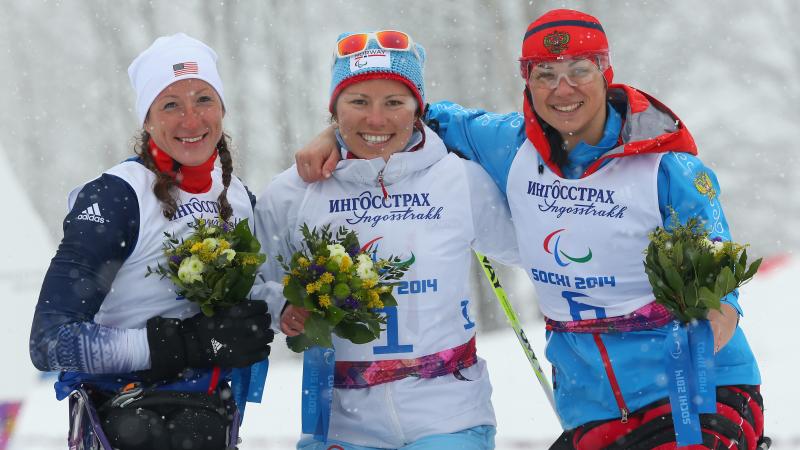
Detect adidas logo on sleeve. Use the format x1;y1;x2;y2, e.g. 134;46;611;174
76;202;110;224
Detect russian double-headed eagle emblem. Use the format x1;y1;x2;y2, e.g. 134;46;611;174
694;172;717;201
543;31;570;55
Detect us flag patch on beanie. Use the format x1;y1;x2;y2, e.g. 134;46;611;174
173;62;198;77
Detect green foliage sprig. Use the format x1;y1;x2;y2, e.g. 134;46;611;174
643;214;761;323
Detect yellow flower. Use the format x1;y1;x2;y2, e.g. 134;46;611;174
320;272;334;284
242;255;261;266
363;278;377;289
319;294;332;308
306;283;318;294
366;290;384;309
316;256;327;265
190;242;205;254
368;290;380;302
339;255;352;271
291;269;300;276
298;257;311;268
282;275;291;286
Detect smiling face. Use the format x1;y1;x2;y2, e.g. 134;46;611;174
333;78;418;161
528;59;607;151
145;78;224;166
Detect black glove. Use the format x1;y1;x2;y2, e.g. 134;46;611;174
145;300;274;380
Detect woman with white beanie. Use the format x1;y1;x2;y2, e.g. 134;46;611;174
256;30;518;450
30;33;275;450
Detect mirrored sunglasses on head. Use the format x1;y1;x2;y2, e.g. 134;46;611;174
335;30;419;60
520;54;609;89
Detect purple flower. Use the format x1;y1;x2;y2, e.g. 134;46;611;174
309;264;325;275
344;297;360;309
221;222;231;232
711;236;723;243
170;255;183;265
347;246;360;257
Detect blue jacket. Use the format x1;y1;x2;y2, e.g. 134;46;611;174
425;88;760;429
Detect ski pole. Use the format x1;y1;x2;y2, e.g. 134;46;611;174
474;251;557;414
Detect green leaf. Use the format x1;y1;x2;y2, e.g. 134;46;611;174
715;266;737;297
334;321;379;344
697;286;721;312
658;253;685;295
324;305;346;326
226;265;258;300
672;241;684;268
283;279;305;307
742;257;762;282
200;303;215;317
286;334;314;353
685;306;709;321
380;292;397;308
694;252;716;288
303;314;333;348
735;248;747;279
682;283;699;309
232;218;262;253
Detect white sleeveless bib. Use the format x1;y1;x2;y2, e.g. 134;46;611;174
295;154;477;362
507;140;663;321
68;161;255;328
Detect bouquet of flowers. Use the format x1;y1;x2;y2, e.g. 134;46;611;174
279;224;412;352
146;218;266;316
643;215;762;323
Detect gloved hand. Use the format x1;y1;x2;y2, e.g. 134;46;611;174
145;300;274;380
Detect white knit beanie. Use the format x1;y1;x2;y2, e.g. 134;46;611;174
128;33;225;126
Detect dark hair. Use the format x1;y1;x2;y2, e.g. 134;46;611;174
135;130;234;221
524;89;569;169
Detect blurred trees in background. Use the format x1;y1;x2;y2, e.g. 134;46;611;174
1;0;796;331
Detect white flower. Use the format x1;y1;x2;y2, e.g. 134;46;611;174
356;262;378;281
207;226;219;235
356;254;373;268
178;256;205;283
705;238;725;255
202;238;219;251
327;244;347;263
221;248;236;262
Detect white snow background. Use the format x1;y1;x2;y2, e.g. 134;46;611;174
2;1;798;449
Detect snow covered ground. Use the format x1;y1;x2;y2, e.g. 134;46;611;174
6;254;798;449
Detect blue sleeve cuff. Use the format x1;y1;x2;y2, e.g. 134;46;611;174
721;290;742;316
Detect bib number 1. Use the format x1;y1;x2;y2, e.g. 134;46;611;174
372;306;414;355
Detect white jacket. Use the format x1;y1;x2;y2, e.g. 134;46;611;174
255;126;518;448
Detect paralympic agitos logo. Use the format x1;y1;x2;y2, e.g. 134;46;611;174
360;236;415;267
543;228;592;267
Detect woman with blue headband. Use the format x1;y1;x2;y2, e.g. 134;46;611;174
256;30;518;450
